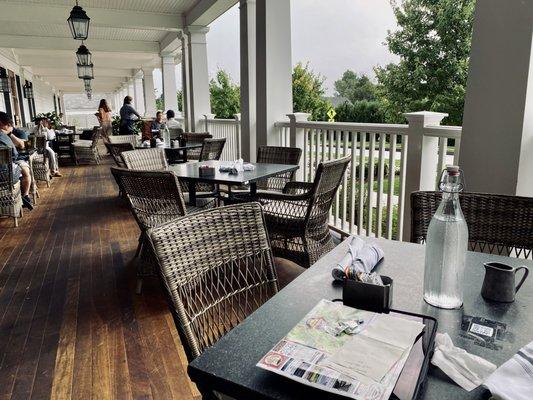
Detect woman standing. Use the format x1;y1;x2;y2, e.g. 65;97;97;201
119;96;141;135
96;99;112;141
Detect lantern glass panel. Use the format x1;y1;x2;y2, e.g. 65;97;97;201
76;45;91;65
77;63;94;79
0;76;10;93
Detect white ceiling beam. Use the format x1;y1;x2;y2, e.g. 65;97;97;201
0;35;159;53
32;67;135;78
159;32;182;56
185;0;237;26
0;2;182;31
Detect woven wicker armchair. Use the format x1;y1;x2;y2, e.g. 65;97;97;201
105;142;134;168
256;146;302;191
199;138;226;161
0;147;23;227
121;148;168;171
257;156;351;268
73;127;101;164
182;132;212;161
110;167;197;293
411;191;533;259
148;202;279;362
32;135;52;187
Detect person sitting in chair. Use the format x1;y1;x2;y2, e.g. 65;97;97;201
33;117;62;177
0;112;34;209
151;111;164;132
165;109;182;129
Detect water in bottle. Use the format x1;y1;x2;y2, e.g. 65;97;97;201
423;166;468;309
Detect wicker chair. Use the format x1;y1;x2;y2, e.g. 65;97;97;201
109;134;139;146
168;127;183;141
256;156;351;268
121;148;168;171
411;191;533;259
105;142;134;168
31;136;52;187
111;167;196;293
147;202;279;362
199;138;226;161
73;127;101;164
182;132;212;161
0;147;23;227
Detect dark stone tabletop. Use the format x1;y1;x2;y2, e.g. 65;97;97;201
188;237;533;399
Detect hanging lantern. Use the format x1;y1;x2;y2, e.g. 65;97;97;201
23;82;33;99
0;71;10;93
76;43;91;65
83;78;91;88
77;63;94;79
67;1;90;40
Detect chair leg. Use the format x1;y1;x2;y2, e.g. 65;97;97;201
134;236;143;258
135;278;143;295
13;217;18;227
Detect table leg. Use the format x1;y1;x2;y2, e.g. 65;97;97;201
250;182;257;199
188;180;197;207
183;148;188;163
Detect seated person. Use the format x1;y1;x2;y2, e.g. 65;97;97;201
165;110;182;129
0;112;34;210
33;117;62;177
151;111;164;132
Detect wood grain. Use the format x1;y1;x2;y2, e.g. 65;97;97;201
0;159;200;400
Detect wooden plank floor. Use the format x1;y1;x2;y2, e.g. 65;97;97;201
0;158;200;400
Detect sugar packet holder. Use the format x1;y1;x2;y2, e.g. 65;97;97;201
342;275;393;313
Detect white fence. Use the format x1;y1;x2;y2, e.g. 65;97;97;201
202;112;461;242
203;116;241;161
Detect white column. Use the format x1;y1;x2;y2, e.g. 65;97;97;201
133;74;145;116
179;33;191;131
186;26;211;132
256;0;293;148
161;54;179;113
127;79;135;106
461;0;533;196
142;68;157;118
240;0;256;161
402;111;447;240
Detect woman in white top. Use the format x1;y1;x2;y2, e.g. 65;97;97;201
34;117;61;177
96;99;113;141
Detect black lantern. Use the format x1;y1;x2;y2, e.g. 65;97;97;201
76;43;91;65
23;82;33;99
67;1;90;40
0;70;10;93
83;78;91;87
77;63;94;79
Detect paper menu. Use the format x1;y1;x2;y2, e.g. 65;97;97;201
324;314;424;382
256;300;426;400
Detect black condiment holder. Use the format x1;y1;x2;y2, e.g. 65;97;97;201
199;166;215;177
342;275;393;313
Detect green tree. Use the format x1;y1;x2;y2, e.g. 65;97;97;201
375;0;475;125
210;69;240;119
292;62;331;121
334;100;385;124
155;90;183;113
334;70;377;103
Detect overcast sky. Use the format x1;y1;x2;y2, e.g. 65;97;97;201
154;0;398;97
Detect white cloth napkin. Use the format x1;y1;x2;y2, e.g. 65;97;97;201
484;341;533;400
431;333;496;391
332;236;384;281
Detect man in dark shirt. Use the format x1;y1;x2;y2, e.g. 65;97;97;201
119;95;141;135
0;112;34;209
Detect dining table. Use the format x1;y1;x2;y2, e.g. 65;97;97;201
168;160;299;206
187;236;533;400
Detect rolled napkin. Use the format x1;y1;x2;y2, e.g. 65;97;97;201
219;159;255;174
431;333;496;391
331;236;384;281
484;341;533;400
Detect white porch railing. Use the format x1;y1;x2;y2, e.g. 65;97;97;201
200;112;461;242
276;113;461;241
203;114;241;161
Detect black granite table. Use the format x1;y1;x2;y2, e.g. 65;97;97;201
188;237;533;400
168;160;298;206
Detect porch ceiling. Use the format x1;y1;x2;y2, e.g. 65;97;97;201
0;0;237;93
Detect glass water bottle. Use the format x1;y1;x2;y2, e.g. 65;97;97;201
423;166;468;309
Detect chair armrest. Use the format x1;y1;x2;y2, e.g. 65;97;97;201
255;189;311;203
282;181;314;195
